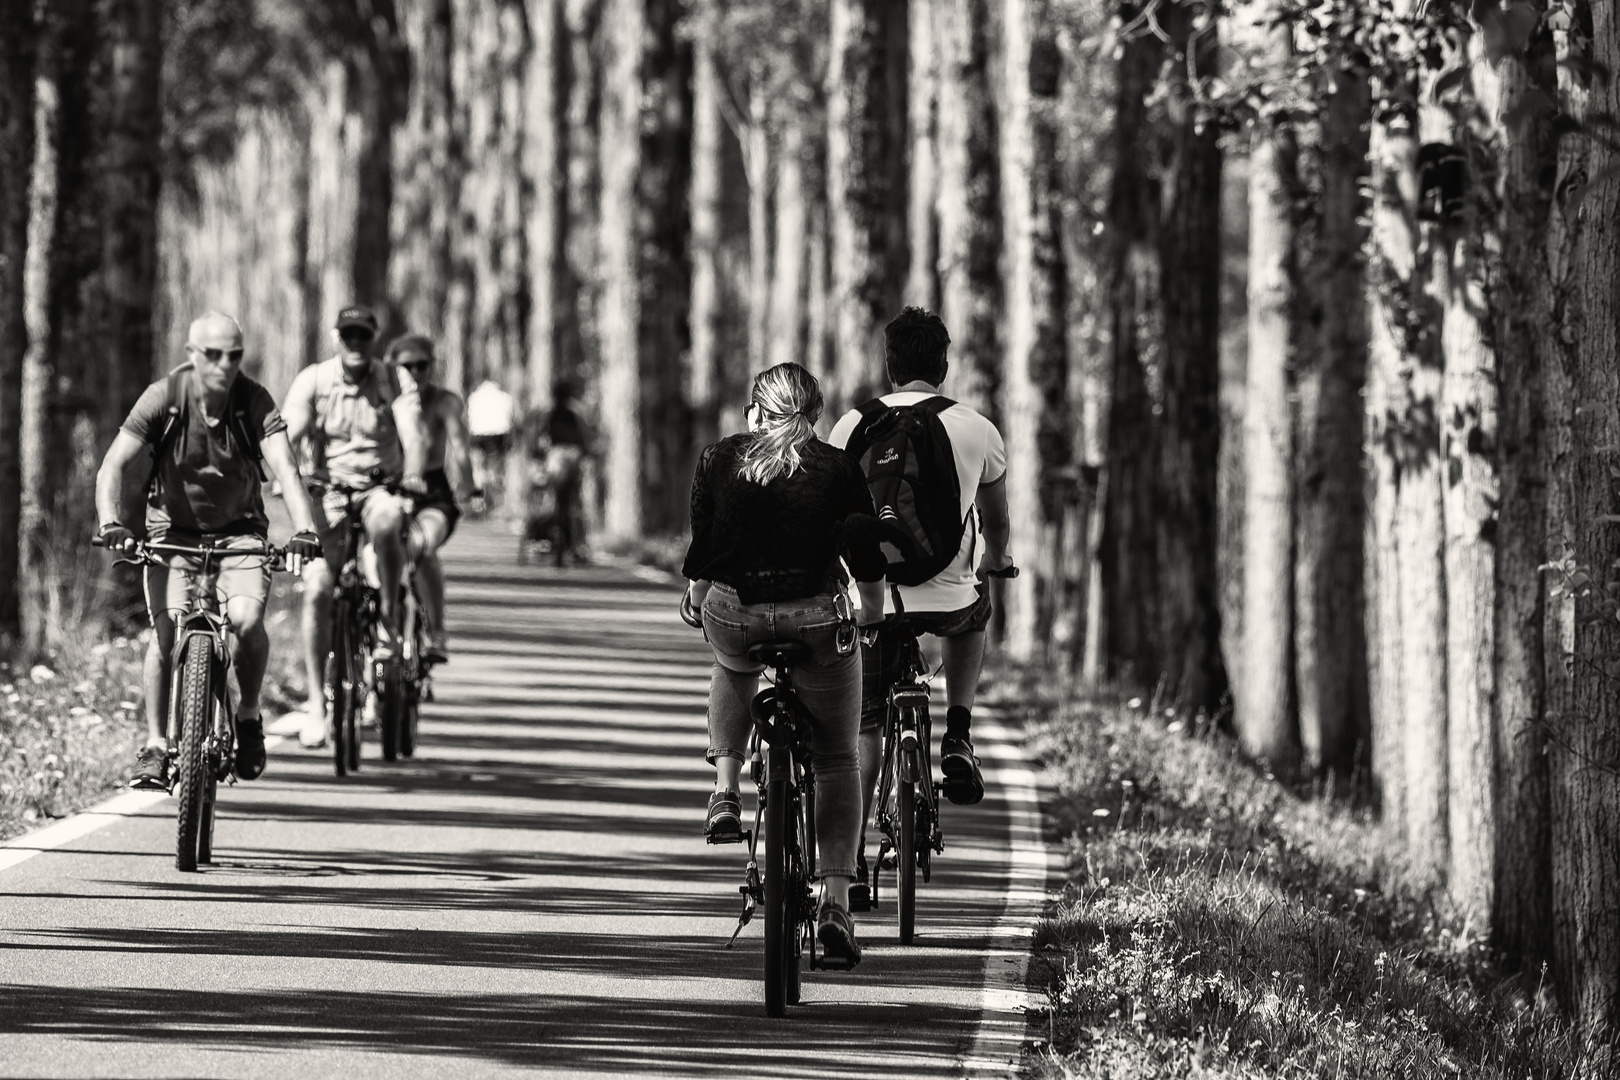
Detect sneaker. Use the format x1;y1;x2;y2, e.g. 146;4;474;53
705;789;743;843
235;717;267;780
372;624;400;663
816;899;862;967
940;732;985;806
362;692;380;730
129;744;169;790
298;710;330;750
848;850;873;912
423;631;449;666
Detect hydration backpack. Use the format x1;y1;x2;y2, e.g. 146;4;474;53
844;396;965;587
148;364;269;485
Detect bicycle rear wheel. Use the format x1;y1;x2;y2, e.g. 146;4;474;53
174;634;212;872
327;603;350;776
763;762;791;1017
898;773;917;944
379;658;402;762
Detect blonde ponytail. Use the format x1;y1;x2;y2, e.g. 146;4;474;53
738;363;824;485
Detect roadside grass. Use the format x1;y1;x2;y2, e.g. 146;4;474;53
1019;687;1599;1079
0;575;307;843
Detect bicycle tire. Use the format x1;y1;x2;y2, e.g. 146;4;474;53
344;645;362;773
401;677;420;757
379;658;402;761
198;769;217;864
174;634;212;873
763;762;791;1017
898;771;918;945
328;600;351;776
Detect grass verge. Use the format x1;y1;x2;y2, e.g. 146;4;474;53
0;576;307;844
1019;686;1601;1078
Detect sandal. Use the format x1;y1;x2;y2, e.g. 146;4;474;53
705;789;743;843
817;899;862;967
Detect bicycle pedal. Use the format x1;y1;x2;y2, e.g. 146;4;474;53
706;830;745;846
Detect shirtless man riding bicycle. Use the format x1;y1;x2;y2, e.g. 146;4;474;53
281;305;428;748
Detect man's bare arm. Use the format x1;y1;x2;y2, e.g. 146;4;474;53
975;475;1012;571
443;393;474;501
95;432;150;530
393;389;428;483
261;431;318;535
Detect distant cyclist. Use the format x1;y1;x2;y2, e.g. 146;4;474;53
282;305;428;748
466;378;516;513
95;312;322;789
682;362;887;965
828;307;1012;897
531;380;593;562
388;334;473;664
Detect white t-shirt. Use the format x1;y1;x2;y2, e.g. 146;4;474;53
467;380;516;437
829;391;1007;613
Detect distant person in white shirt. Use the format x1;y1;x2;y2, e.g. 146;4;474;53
466;379;516;513
828;306;1012;904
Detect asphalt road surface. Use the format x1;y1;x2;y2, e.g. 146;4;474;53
0;521;1048;1079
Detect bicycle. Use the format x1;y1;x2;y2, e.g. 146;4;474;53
866;564;1017;944
321;478;420;774
385;527;438;760
95;534;288;872
680;594;856;1017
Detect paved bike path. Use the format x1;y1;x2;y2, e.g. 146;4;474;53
0;522;1047;1079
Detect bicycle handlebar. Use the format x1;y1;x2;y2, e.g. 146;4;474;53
977;564;1020;580
93;535;291;570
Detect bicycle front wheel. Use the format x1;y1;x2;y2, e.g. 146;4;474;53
763;765;791;1017
898;771;918;945
379;659;402;762
174;634;213;872
327;603;351;776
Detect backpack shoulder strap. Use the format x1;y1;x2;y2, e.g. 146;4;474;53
856;398;888;420
151;364;195;452
917;395;957;416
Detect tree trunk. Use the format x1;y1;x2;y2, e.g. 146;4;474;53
934;0;999;417
688;33;721;450
1237;16;1297;769
0;0;36;643
745;82;769;377
636;0;691;533
1560;0;1620;1034
1295;64;1370;776
522;0;562;420
596;0;641;541
998;0;1067;662
767;117;807;372
391;0;454;343
1485;0;1553;972
827;0;906;415
905;0;938;310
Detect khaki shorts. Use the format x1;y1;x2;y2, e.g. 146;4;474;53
143;534;272;618
312;485;407;573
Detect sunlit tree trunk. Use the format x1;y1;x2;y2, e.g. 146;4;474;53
0;0;35;643
1237;13;1297;770
307;61;361;347
746;81;769;376
688;33;721;450
768;118;807;372
905;0;937;310
391;0;454;343
596;0;641;541
998;0;1067;662
1294;65;1369;777
934;0;999;416
827;0;905;414
521;0;562;449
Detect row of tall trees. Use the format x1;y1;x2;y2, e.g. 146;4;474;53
1;0;1617;1043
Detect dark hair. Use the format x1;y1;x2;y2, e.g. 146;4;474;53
883;307;951;386
386;333;436;363
552;379;576;405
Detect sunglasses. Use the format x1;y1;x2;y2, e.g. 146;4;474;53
192;346;244;362
339;330;375;345
398;359;431;372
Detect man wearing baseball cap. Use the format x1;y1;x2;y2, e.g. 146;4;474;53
95;311;323;788
282;304;429;748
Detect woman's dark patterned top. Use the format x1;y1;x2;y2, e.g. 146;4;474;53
682;433;886;605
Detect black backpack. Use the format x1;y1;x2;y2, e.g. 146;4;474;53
844;396;965;587
148;364;269;486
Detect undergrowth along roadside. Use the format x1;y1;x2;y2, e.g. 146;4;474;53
1016;684;1601;1079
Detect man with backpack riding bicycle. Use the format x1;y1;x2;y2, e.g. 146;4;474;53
281;305;429;748
95;312;323;790
387;333;473;664
829;306;1013;896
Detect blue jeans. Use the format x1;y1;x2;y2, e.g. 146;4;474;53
701;584;861;879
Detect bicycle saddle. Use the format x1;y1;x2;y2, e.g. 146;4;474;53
748;640;811;669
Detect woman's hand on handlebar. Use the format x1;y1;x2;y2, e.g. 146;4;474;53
977;556;1018;580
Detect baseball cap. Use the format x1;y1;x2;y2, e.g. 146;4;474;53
335;305;379;334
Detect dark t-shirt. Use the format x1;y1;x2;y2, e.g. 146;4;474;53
546;404;586;449
681;435;885;604
121;372;287;537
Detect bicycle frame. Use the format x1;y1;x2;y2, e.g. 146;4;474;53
871;622;943;938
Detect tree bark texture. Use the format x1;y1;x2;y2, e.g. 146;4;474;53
826;0;906;416
556;0;600;403
1237;16;1298;769
522;0;563;416
997;0;1067;662
1559;0;1620;1033
391;0;455;345
745;85;769;377
1294;66;1369;775
595;0;641;541
934;0;999;417
768;118;808;373
688;33;722;450
20;39;59;653
0;0;36;642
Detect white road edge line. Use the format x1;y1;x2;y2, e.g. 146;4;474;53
0;734;288;873
960;715;1053;1078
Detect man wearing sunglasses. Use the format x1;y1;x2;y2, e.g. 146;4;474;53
387;334;473;664
282;305;429;748
95;311;323;789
